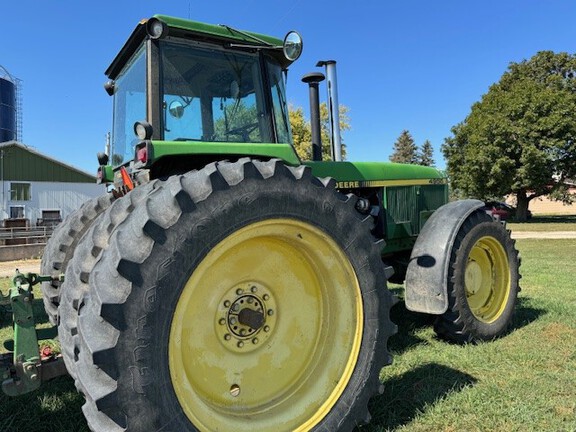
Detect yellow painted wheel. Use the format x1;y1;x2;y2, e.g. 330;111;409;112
465;236;511;323
169;219;363;432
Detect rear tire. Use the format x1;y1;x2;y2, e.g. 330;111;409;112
74;159;394;432
434;211;520;343
40;193;114;324
58;181;159;379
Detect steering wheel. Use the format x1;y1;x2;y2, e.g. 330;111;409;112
225;122;259;141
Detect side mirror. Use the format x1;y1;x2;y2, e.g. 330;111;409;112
283;31;303;62
168;100;185;119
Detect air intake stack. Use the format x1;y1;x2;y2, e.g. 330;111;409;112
301;72;325;162
317;60;342;162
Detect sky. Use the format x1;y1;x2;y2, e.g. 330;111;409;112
2;1;576;174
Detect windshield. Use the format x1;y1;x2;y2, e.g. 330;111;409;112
161;40;290;144
111;44;146;166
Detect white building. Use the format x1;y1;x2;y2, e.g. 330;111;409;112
1;141;105;226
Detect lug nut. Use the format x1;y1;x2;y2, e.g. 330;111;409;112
224;334;231;341
251;286;257;293
236;288;243;295
237;341;244;348
224;300;231;307
219;318;226;325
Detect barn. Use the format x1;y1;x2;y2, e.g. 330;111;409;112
0;141;105;227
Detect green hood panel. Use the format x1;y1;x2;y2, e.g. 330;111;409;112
151;141;301;165
305;161;447;188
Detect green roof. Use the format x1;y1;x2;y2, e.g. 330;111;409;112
154;15;283;47
106;15;288;79
0;142;96;183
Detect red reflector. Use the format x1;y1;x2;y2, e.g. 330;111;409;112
136;146;148;163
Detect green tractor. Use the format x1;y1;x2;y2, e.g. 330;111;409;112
3;15;519;432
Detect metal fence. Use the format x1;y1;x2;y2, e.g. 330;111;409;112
0;226;54;244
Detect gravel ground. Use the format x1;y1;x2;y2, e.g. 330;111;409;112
509;231;576;239
0;259;41;278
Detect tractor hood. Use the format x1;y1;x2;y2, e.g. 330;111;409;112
305;161;447;188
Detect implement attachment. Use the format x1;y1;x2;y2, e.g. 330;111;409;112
1;271;67;396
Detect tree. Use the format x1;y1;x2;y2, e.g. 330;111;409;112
390;130;418;164
442;51;576;221
290;103;350;161
418;139;435;166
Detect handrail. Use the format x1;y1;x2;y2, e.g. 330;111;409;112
0;226;55;240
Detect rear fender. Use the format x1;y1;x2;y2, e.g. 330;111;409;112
404;199;485;314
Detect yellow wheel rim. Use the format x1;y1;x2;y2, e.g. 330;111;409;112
169;219;363;431
464;236;511;323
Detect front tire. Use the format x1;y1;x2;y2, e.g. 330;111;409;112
434;211;520;343
74;159;394;432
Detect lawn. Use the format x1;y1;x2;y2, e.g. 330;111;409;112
0;238;574;432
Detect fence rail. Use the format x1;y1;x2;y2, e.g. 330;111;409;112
0;226;54;242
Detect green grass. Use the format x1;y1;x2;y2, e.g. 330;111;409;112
362;238;576;432
0;239;575;431
0;280;87;432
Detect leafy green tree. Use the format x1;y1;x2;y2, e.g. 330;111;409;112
442;51;576;221
290;103;349;161
390;130;418;164
418;139;435;166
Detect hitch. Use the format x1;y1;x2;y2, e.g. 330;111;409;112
1;270;68;396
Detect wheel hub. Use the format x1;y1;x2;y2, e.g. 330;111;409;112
465;260;483;295
216;282;277;353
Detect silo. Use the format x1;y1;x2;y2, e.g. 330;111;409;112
0;66;18;143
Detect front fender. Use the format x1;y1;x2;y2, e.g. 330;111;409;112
404;199;485;314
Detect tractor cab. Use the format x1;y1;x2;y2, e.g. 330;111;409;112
100;15;302;185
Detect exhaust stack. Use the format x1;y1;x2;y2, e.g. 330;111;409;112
301;72;325;162
317;60;342;162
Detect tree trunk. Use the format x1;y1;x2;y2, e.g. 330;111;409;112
515;190;531;222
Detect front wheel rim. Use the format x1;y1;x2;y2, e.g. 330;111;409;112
169;218;363;431
464;235;511;323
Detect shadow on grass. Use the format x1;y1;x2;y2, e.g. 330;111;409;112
388;295;546;354
0;375;88;432
388;301;435;354
358;363;477;431
510;295;547;332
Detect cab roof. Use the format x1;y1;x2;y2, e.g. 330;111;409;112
106;15;287;79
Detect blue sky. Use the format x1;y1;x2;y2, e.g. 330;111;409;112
2;1;576;173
